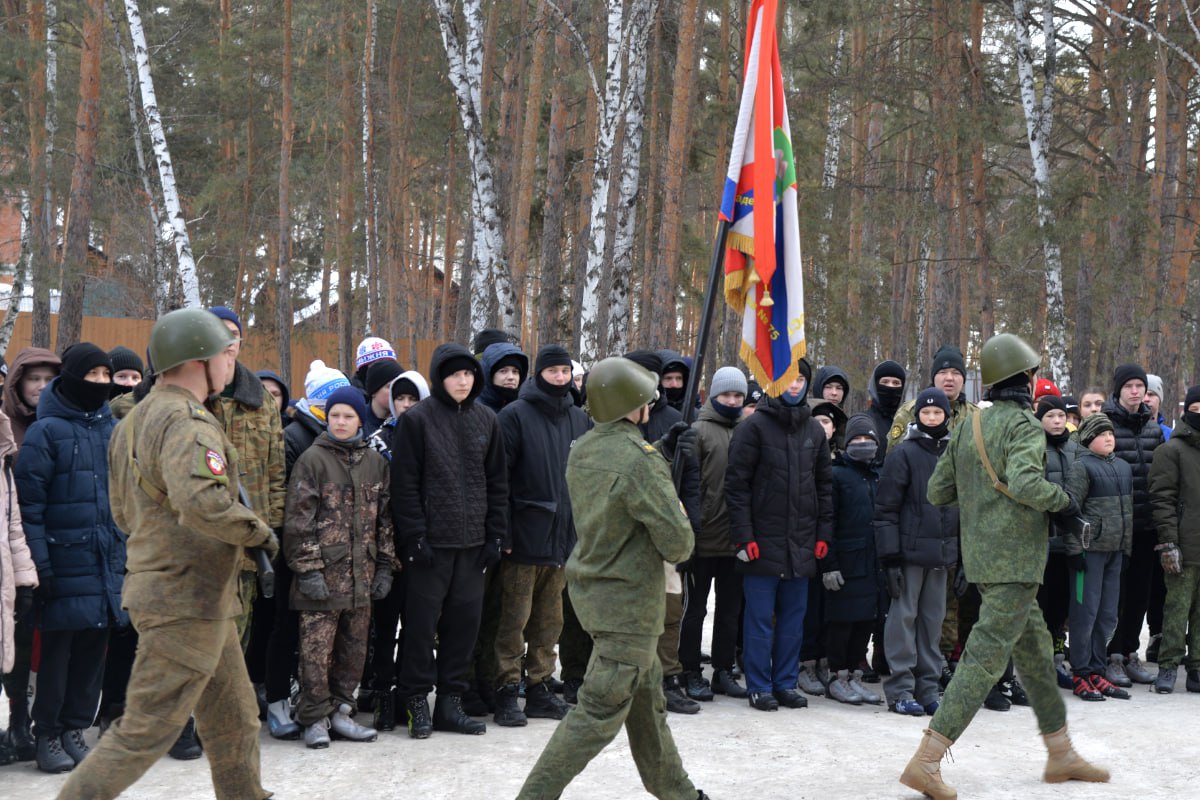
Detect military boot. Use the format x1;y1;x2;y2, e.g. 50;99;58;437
60;729;90;765
304;718;331;749
711;669;747;698
0;729;16;766
1146;633;1162;663
1154;666;1176;694
36;735;75;774
683;670;714;702
460;684;490;717
167;717;203;760
6;696;35;761
266;699;301;740
1124;652;1154;684
1042;725;1110;784
562;678;583;705
663;675;700;714
850;670;882;704
899;728;957;800
330;704;377;741
433;694;487;735
374;690;396;731
796;660;826;696
524;681;570;720
827;670;863;705
405;695;433;740
493;683;528;727
1187;669;1200;693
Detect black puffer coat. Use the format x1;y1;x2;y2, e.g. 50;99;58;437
826;453;882;623
873;425;959;568
1102;399;1165;534
497;379;589;566
284;409;324;479
390;343;509;550
725;396;833;579
1044;432;1083;547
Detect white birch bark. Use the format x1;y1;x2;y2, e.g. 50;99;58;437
1013;0;1069;388
0;194;30;353
605;0;656;354
432;0;517;337
124;0;200;307
362;0;379;330
107;0;169;314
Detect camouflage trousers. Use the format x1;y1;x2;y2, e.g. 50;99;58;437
516;634;696;800
930;583;1066;742
237;570;257;653
296;607;371;726
940;566;982;657
495;561;566;687
56;611;267;800
657;591;685;677
1159;565;1200;671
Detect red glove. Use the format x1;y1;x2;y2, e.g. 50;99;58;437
736;541;760;563
815;541;829;560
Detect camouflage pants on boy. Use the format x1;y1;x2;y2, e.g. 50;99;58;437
495;561;566;687
1159;565;1200;670
297;607;371;725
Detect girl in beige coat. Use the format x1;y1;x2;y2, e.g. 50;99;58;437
2;405;38;678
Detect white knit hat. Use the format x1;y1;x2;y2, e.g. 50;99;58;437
571;360;584;378
710;366;748;397
304;360;350;407
355;336;397;370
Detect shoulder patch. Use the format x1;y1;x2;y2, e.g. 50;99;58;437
889;423;904;440
642;443;658;454
189;403;209;420
204;449;227;476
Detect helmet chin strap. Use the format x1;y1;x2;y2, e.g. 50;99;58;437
203;358;220;398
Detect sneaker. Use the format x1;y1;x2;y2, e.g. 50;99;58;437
1054;654;1073;690
1154;666;1176;694
772;688;808;709
747;692;779;711
266;698;301;740
938;663;954;691
711;669;748;698
1071;675;1105;702
304;718;331;749
892;698;925;716
814;658;831;687
545;676;565;693
923;700;940;716
167;717;203;760
0;731;16;766
524;681;570;720
374;690;396;731
826;670;863;705
1187;669;1200;693
849;670;882;704
330;704;378;741
1146;633;1162;663
405;695;433;739
432;694;487;735
663;676;700;715
35;735;74;774
1000;677;1029;706
796;661;826;696
253;683;268;721
682;670;714;702
562;678;583;705
60;729;89;765
1105;653;1133;687
1088;673;1130;699
983;684;1011;711
1125;652;1154;684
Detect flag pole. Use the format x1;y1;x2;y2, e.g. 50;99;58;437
672;218;730;490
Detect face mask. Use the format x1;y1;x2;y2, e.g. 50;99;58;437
918;420;949;440
494;385;519;404
535;373;570;398
110;382;133;399
1183;411;1200;432
57;374;111;412
711;395;742;420
875;384;904;413
664;386;685;408
845;441;878;463
780;390;805;407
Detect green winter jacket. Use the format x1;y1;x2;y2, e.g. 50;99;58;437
1065;450;1133;556
692;402;739;558
565;420;694;648
1149;420;1200;566
927;400;1071;584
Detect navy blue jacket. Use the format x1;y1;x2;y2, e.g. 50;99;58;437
873;427;959;568
826;456;883;622
16;380;127;631
478;342;528;413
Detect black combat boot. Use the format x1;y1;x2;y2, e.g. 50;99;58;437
524;681;570;720
405;695;433;739
168;717;203;760
493;683;527;727
433;694;487;735
6;696;35;761
374;689;396;732
682;670;714;702
663;675;700;714
562;678;583;705
0;729;17;766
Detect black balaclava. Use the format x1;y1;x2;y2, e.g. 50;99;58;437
491;353;526;405
843;413;880;464
871;360;906;415
534;344;574;399
1182;385;1200;432
913;387;951;440
58;343;113;412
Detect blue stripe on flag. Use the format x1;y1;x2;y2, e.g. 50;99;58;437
720;177;738;220
769;201;791;382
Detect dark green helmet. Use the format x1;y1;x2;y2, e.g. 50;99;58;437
586;357;659;423
980;333;1040;386
149;308;237;374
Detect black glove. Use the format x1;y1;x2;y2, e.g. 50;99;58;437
675;558;692;573
296;571;330;601
14;585;35;636
658;422;698;462
885;566;904;600
34;574;57;605
370;566;394;600
478;539;503;571
953;563;969;598
405;536;435;569
1053;497;1081;527
1067;552;1087;573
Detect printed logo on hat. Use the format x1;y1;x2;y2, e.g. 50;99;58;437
356;337;397;369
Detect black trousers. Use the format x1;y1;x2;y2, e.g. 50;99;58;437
1038;551;1071;645
799;576;825;662
397;546;485;698
558;585;592;682
264;555;300;704
1;598;35;710
824;619;873;672
679;556;742;673
33;627;110;737
244;582;276;684
1110;530;1164;655
97;625;138;719
362;571;407;690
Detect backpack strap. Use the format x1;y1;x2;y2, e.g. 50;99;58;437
124;403;173;513
972;409;1016;501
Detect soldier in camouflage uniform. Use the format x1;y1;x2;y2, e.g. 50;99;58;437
517;357;707;800
900;334;1108;800
57;308;277;800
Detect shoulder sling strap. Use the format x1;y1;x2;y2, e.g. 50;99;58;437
971;409;1016;501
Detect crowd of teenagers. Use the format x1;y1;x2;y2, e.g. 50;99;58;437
1;310;1199;782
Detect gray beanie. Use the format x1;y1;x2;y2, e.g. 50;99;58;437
1146;373;1164;398
710;366;748;398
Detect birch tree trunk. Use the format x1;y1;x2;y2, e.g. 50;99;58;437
1013;0;1069;388
813;29;846;357
432;0;517;337
125;0;200;307
0;195;30;354
277;0;295;384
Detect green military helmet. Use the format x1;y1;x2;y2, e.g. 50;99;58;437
980;333;1041;386
586;356;660;424
149;307;237;374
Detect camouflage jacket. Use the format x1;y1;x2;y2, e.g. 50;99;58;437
887;394;978;451
927;400;1070;584
284;432;395;611
109;384;273;620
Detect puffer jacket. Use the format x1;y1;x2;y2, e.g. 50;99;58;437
1149;418;1200;566
0;408;37;672
725;396;833;579
497;378;589;566
2;347;61;446
873;425;959;568
391;343;509;550
1102;399;1165;535
826;455;883;623
284;405;325;478
693;400;740;557
284;432;395;611
15;380;127;631
1065;450;1134;556
1044;432;1083;550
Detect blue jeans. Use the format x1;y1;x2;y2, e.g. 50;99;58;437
742;575;808;694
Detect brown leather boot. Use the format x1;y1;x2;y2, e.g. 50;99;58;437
1042;725;1110;784
899;728;957;799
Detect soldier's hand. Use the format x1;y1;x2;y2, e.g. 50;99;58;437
371;566;394;600
822;570;845;592
952;563;969;598
259;528;281;562
658;422;697;462
1156;543;1182;575
296;571;330;601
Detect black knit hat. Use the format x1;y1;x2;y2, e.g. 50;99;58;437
1062;395;1080;414
1035;394;1068;420
797;357;813;384
535;344;573;374
58;343;113;412
1111;363;1148;398
873;360;906;385
930;345;966;381
623;349;664;376
915;387;951;417
1185;385;1200;410
108;346;144;378
844;413;880;445
366;359;403;397
471;328;510;357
